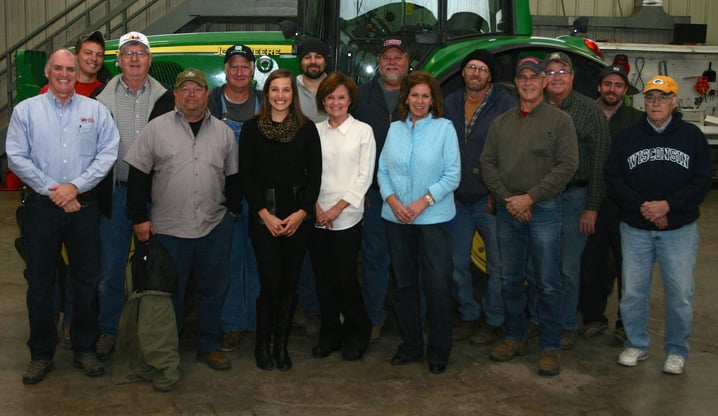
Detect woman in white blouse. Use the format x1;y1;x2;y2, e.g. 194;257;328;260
310;72;376;361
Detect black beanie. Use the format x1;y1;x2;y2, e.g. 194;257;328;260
298;38;329;59
460;49;498;82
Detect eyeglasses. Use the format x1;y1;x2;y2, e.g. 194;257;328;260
120;50;149;59
516;74;543;83
644;94;674;103
546;69;572;77
465;64;490;74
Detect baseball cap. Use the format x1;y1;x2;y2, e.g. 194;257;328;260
380;38;407;54
297;38;329;59
224;44;255;64
174;68;207;89
545;51;573;68
643;75;679;95
516;56;545;75
599;65;640;95
76;31;105;51
119;31;150;51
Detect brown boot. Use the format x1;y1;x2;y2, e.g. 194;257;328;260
538;350;561;376
196;351;231;370
489;338;528;362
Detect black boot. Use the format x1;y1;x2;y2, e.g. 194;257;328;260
254;300;274;371
273;295;297;371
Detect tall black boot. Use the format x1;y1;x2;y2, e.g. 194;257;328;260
273;295;297;371
254;299;274;371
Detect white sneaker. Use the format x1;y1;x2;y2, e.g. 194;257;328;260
618;348;648;366
663;355;685;375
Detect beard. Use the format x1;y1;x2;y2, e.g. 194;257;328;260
303;66;325;79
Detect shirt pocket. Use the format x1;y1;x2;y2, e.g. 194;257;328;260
77;125;98;157
530;130;555;159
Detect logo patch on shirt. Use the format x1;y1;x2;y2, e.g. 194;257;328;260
80;117;95;124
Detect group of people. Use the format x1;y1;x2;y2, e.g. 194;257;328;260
5;28;711;391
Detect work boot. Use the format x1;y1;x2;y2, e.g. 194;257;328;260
580;320;608;339
469;323;505;346
452;319;477;341
489;338;529;362
96;334;116;361
538;350;561;376
22;360;54;385
561;330;578;350
196;351;232;370
370;325;382;344
74;353;105;377
221;331;242;352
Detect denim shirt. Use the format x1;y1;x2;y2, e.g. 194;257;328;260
378;114;460;225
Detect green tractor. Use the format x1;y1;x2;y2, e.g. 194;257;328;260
13;0;607;272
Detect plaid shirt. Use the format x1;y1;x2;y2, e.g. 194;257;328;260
552;91;610;210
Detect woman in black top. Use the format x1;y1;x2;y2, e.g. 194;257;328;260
239;69;322;371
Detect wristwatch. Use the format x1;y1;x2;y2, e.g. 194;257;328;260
424;194;435;206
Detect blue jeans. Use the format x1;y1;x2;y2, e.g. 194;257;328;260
559;186;588;331
221;199;260;332
361;189;391;326
155;212;234;353
98;186;133;336
22;193;101;359
386;221;453;364
497;198;563;350
448;197;503;325
619;221;698;357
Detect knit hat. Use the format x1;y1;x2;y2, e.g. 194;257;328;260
460;49;498;81
298;38;329;59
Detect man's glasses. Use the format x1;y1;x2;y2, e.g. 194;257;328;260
465;64;490;74
644;94;674;103
546;69;572;77
516;74;543;83
119;50;149;59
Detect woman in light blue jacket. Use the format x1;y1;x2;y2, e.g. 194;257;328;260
377;71;460;374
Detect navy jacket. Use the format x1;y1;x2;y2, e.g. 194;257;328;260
444;84;516;203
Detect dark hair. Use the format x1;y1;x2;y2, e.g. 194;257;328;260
315;72;358;113
256;68;306;126
397;70;443;120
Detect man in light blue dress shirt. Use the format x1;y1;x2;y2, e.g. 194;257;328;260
6;49;119;384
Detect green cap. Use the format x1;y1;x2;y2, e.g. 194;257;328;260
174;68;207;89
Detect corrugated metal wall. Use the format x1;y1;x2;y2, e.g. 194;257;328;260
530;0;718;44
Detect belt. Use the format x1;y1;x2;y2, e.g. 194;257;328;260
115;180;128;187
565;180;588;189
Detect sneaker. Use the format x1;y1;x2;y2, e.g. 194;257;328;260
663;354;685;375
617;348;647;367
196;351;232;370
490;338;529;362
96;334;116;361
74;353;105;377
370;325;382;344
469;324;505;346
452;319;477;341
220;331;242;352
581;320;608;339
22;360;54;385
304;315;321;337
538;350;561;376
561;330;578;350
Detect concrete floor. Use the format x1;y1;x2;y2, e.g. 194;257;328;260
1;189;717;416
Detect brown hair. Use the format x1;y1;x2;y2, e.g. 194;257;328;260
255;68;307;126
397;70;443;121
315;72;358;113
